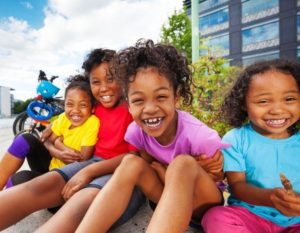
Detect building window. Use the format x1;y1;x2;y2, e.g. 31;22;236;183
242;51;279;66
242;0;279;24
298;0;300;7
242;21;279;52
200;8;229;35
199;0;228;12
207;34;230;56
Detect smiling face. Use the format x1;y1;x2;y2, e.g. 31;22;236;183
89;62;122;108
127;67;178;145
64;88;93;128
246;70;300;139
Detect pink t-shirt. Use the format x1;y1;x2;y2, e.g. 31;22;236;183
125;110;228;165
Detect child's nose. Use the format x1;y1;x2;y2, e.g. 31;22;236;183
73;106;81;112
269;103;285;114
100;84;109;92
143;102;158;113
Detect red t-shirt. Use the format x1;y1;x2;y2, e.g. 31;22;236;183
94;102;136;159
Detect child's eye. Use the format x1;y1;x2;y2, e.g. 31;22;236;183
131;99;143;105
257;99;268;104
157;95;167;101
91;80;100;85
107;76;114;83
286;97;297;102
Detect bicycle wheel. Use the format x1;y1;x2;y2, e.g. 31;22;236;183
12;112;27;135
15;128;41;139
19;114;38;132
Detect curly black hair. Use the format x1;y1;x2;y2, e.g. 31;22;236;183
65;74;95;107
112;39;193;105
221;59;300;132
82;48;116;75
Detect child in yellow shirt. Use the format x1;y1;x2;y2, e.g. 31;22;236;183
0;74;99;189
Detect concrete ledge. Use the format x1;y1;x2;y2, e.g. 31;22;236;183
2;203;198;232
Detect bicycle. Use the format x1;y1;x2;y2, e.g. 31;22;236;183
13;70;64;137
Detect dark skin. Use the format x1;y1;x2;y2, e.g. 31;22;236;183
227;171;300;217
150;150;224;184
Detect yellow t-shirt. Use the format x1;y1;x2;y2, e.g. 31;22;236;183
49;113;100;170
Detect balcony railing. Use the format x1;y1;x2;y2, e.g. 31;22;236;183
242;38;279;52
242;6;279;24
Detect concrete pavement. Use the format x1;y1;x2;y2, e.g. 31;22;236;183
0;117;198;233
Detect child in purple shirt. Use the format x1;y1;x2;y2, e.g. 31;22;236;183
75;39;227;233
126;110;225;165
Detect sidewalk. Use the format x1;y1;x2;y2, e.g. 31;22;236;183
0;118;198;233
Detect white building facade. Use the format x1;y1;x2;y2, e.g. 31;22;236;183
0;86;13;117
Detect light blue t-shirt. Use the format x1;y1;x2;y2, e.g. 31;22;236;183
125;110;228;165
222;123;300;227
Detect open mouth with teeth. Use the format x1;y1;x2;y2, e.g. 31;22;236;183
101;95;112;102
265;118;288;127
143;117;163;128
70;115;83;123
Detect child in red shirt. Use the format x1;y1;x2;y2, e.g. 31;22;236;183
0;49;145;232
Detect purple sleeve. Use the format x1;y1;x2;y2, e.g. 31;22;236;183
124;122;143;150
191;125;229;158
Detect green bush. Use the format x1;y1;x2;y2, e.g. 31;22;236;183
13;99;31;114
181;54;240;137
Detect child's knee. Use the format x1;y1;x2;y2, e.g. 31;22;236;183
115;155;151;185
7;134;31;160
72;188;100;209
119;154;148;174
24;172;65;195
167;155;198;176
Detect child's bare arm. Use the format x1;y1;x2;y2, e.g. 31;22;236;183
80;146;94;161
61;152;132;200
226;171;274;206
196;150;224;181
151;161;166;184
228;171;300;216
53;136;69;151
139;150;155;163
44;134;82;164
40;123;52;142
43;133;61;156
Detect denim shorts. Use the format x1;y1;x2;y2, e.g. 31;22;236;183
53;156;146;228
53;156;111;188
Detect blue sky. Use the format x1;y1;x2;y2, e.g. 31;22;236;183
0;0;183;101
0;0;47;28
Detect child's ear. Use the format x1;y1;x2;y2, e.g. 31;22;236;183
92;107;95;113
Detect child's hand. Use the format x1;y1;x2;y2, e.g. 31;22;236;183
62;169;93;201
270;188;300;216
151;161;167;184
57;148;82;164
40;124;52;142
196;150;224;181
